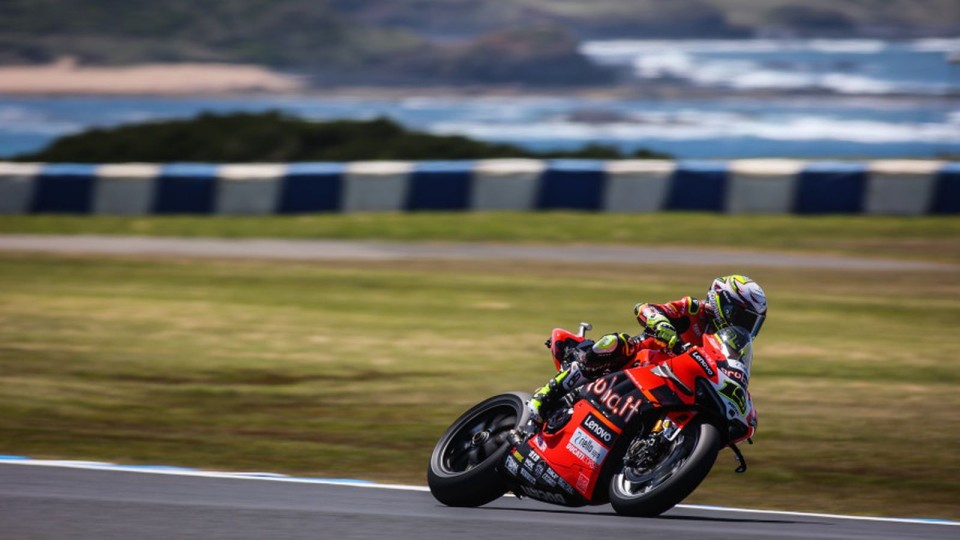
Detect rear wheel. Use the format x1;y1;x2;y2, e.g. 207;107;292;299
609;419;722;517
427;392;531;507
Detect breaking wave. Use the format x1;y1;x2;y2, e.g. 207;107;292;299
431;112;960;145
582;38;960;95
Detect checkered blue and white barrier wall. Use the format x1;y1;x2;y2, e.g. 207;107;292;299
1;159;958;215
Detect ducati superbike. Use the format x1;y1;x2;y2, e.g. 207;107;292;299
427;322;758;517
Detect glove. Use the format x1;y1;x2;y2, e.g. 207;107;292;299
646;312;679;351
526;396;544;424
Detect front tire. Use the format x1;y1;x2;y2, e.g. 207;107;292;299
609;419;722;517
427;392;531;507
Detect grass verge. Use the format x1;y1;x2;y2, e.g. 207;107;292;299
1;251;958;520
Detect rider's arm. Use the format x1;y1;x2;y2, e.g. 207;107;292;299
634;298;698;352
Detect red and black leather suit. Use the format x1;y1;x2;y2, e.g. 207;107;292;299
566;296;716;376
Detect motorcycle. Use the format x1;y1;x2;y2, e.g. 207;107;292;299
427;322;758;517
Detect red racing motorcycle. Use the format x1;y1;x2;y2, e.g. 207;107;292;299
427;322;758;517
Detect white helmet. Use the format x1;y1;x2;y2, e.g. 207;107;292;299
706;275;767;338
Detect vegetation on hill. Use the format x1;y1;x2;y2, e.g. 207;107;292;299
12;112;668;163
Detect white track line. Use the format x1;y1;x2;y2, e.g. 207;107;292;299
1;457;956;526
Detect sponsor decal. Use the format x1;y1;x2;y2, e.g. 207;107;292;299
725;361;750;384
565;444;595;469
519;468;538;485
523;450;540;470
718;361;748;385
541;468;558;488
726;359;748;373
511;449;524;463
519;486;567;505
504;455;519;476
691;350;716;377
722;368;747;384
582;413;615;445
566;427;609;467
558;477;575;496
586;375;644;423
565;368;584;389
576;471;590;494
533;435;547;451
533;461;546;479
684;317;706;338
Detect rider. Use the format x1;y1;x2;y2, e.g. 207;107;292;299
527;274;767;425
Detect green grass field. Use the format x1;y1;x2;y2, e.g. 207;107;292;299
1;213;958;520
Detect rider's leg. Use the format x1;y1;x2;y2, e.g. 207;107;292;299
527;334;633;423
527;362;586;424
527;333;635;424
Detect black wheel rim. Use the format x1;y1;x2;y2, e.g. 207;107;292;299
440;404;518;474
614;429;697;497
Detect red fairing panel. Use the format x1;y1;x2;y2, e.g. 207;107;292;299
549;328;586;370
531;400;622;501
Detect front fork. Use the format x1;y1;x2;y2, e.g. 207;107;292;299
656;411;693;441
656;411;749;474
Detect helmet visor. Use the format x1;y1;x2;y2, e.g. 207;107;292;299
732;307;765;338
707;291;766;337
718;294;765;338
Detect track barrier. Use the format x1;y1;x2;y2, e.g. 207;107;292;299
1;159;957;215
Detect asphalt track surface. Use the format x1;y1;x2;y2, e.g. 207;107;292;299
0;234;957;271
1;462;956;540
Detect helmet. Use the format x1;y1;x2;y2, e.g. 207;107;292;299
706;275;767;338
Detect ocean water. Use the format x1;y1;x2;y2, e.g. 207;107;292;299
1;38;958;160
581;38;960;95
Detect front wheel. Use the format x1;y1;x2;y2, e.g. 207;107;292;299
609;419;722;517
427;392;531;507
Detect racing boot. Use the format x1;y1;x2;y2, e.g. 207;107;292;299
526;362;586;426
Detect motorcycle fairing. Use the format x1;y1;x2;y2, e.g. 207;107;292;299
581;366;692;431
549;327;586;371
505;398;618;505
502;440;589;507
507;326;758;506
506;367;684;504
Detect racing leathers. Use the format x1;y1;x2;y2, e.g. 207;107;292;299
635;295;714;351
527;296;715;424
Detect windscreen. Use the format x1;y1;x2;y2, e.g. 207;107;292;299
715;326;754;381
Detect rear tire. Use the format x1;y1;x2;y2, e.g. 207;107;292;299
609;420;722;517
427;392;531;507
